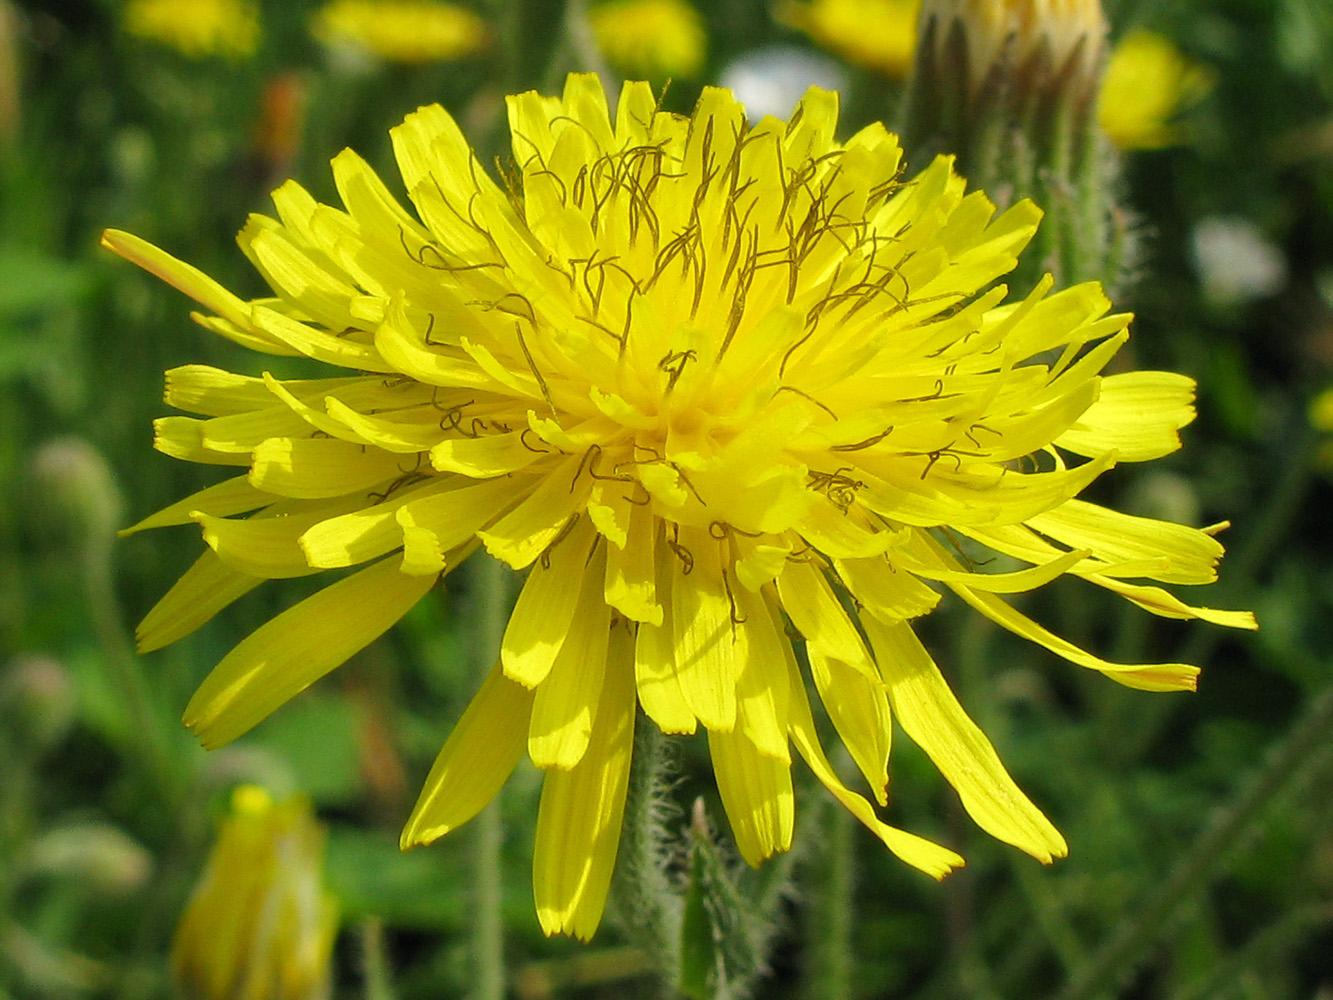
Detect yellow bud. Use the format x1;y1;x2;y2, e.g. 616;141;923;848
919;0;1106;95
589;0;707;80
173;787;338;1000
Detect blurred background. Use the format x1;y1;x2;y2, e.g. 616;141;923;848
2;0;1333;997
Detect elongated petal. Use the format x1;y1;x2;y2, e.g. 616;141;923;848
1026;498;1224;586
949;579;1201;691
502;517;598;687
862;616;1068;862
529;547;612;769
401;661;535;847
477;460;592;569
248;438;410;499
670;528;740;732
185;558;435;748
807;644;892;804
785;652;965;878
1056;371;1196;461
732;586;792;762
707;723;794;867
603;499;662;625
137;550;263;653
533;630;635;939
121;475;270;536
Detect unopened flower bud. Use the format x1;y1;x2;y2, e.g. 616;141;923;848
920;0;1105;99
0;655;76;751
173;786;338;1000
28;436;124;556
903;0;1123;289
26;822;152;897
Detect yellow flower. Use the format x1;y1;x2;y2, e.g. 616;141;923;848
105;74;1253;940
589;0;707;80
122;0;260;60
173;787;338;1000
311;0;486;64
775;0;920;77
1098;30;1215;150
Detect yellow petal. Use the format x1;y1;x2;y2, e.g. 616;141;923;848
249;437;411;499
603;500;662;625
121;475;269;536
1027;498;1224;586
431;430;544;478
249;304;391;372
137;550;262;653
154;417;251;466
395;505;447;576
184;557;435;749
1085;574;1257;629
777;558;880;676
528;547;612;769
731;587;792;763
244;224;361;332
388;476;521;562
163;365;363;417
100;230;290;353
707;722;794;867
502;517;599;687
785;653;965;879
807;645;892;805
477;460;591;569
533;632;635;940
834;550;941;623
893;530;1089;594
1056;371;1196;461
949;581;1200;691
296;478;457;568
634;612;697;736
401;660;535;847
195;505;344;579
670;527;740;732
861;616;1068;863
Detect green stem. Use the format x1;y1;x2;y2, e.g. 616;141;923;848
469;554;512;1000
805;790;853;1000
609;716;682;996
1167;901;1333;1000
84;541;182;808
1054;678;1333;1000
361;918;396;1000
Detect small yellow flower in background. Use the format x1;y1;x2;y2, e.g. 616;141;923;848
173;786;338;1000
589;0;707;80
311;0;486;65
775;0;920;77
105;73;1253;940
1310;389;1333;435
1308;390;1333;474
1098;30;1215;150
122;0;260;60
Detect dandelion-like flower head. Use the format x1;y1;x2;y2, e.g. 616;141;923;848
311;0;487;65
589;0;708;80
777;0;921;78
106;74;1252;939
1098;30;1215;150
123;0;261;60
